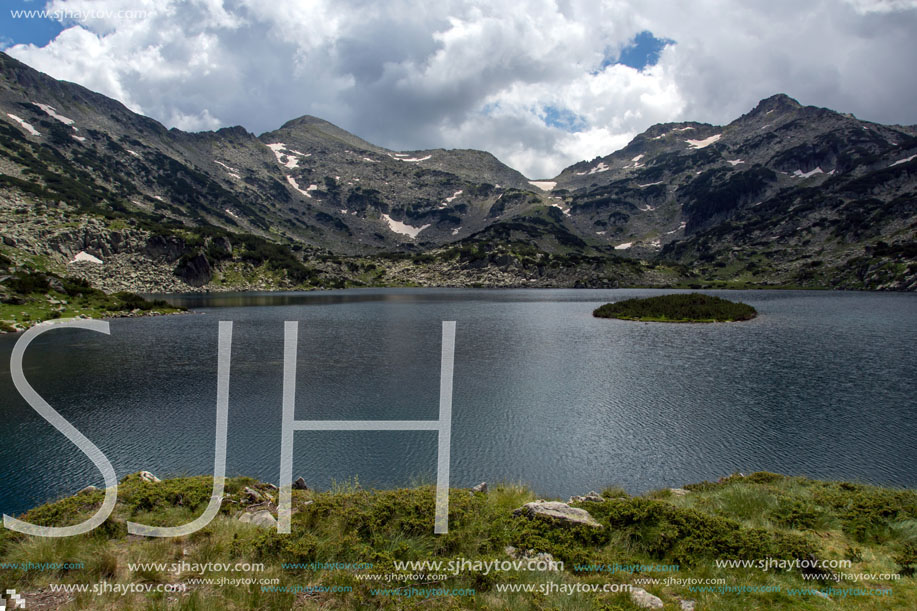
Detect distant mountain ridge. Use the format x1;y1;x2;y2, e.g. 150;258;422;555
0;51;915;296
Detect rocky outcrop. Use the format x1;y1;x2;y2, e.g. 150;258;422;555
143;235;187;262
174;253;212;287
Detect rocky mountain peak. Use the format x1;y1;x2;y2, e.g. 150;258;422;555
755;93;802;111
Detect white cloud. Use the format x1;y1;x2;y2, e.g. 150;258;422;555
5;0;917;178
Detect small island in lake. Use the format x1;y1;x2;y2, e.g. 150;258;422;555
593;293;757;322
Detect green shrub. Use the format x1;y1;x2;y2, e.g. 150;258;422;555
771;497;826;530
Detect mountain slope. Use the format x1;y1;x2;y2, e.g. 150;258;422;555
0;50;915;297
0;51;540;256
549;94;917;289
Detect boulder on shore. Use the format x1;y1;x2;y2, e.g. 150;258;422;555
513;501;602;528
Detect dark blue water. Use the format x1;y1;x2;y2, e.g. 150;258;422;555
1;289;915;516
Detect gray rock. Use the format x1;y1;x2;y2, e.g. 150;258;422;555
680;600;696;611
243;486;263;503
239;510;276;529
631;587;664;609
78;485;99;494
570;490;604;503
513;501;602;528
470;482;487;494
138;471;160;483
263;483;279;491
293;477;309;490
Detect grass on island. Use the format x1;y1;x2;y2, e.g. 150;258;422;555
594;293;758;323
1;472;915;609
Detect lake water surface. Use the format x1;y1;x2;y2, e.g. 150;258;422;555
1;288;915;516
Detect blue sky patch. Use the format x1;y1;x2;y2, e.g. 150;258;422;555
542;105;586;132
604;30;674;71
1;1;66;49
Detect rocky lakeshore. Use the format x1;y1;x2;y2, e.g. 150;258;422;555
1;471;914;609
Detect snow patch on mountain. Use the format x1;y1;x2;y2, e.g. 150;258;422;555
390;153;432;162
529;181;556;191
685;134;721;149
266;142;309;168
440;190;463;207
214;160;238;172
665;222;687;235
69;251;102;264
286;175;312;197
33;103;74;126
214;160;241;179
6;113;39;136
793;167;824;178
890;154;917;167
381;214;430;238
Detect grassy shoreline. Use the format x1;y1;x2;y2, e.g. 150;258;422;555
1;472;914;609
0;269;186;333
